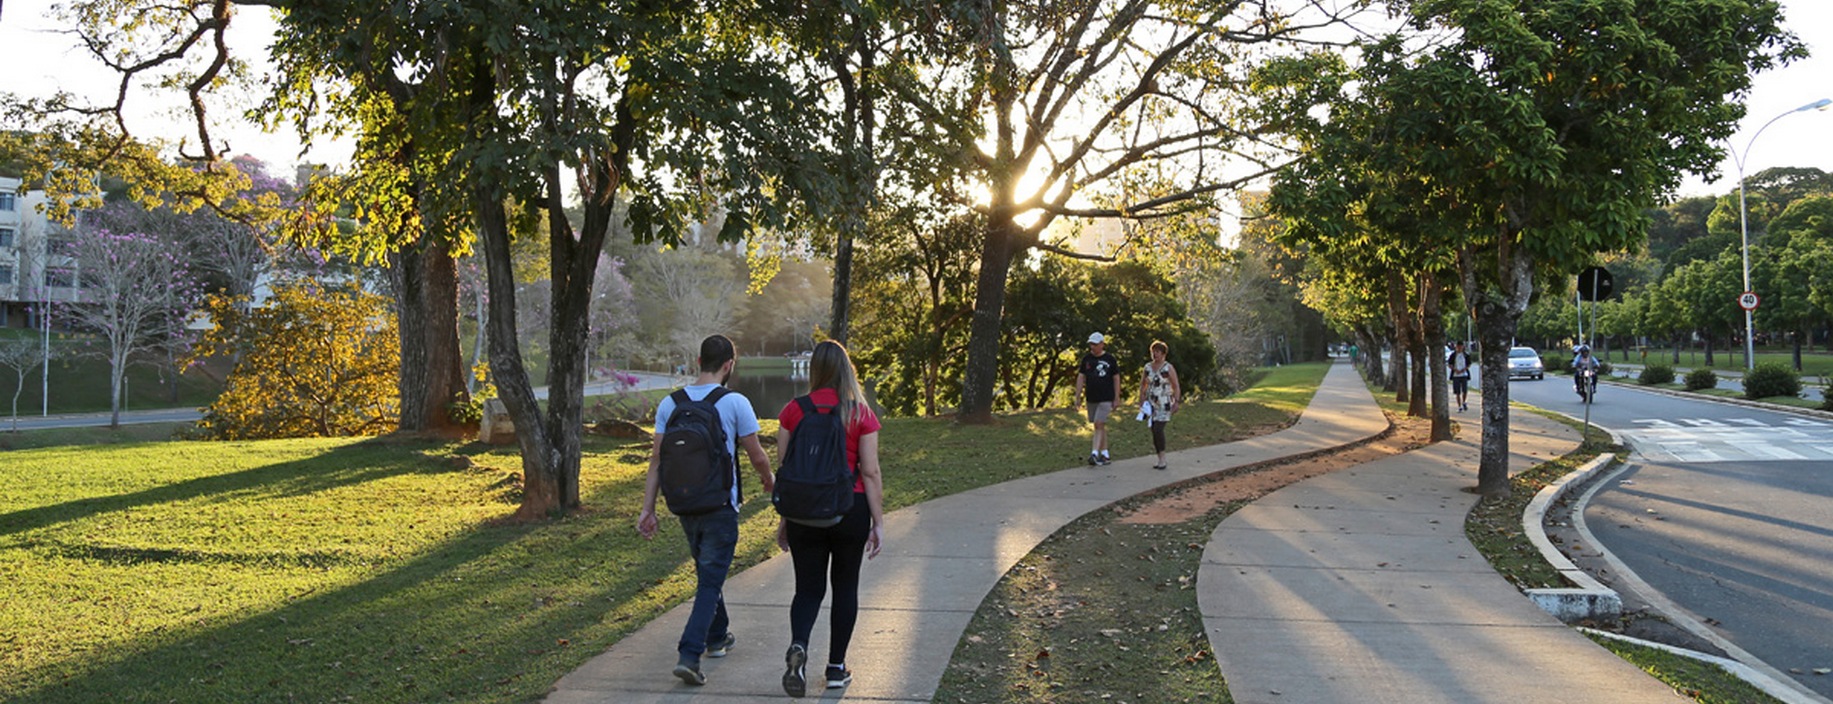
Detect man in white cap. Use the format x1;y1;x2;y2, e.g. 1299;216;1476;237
1074;332;1121;465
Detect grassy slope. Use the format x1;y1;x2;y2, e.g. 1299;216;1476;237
0;363;1325;704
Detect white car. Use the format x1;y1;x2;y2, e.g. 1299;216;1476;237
1507;347;1544;380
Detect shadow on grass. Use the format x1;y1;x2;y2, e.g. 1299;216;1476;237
0;439;459;540
3;440;772;704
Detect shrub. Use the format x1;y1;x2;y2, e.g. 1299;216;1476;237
1743;363;1801;400
1684;368;1718;392
1821;388;1832;412
188;283;400;439
1639;363;1675;386
1596;360;1613;375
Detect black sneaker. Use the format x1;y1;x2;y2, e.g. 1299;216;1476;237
673;658;706;686
1096;454;1111;466
783;644;808;697
1088;453;1099;466
706;633;735;658
824;663;852;689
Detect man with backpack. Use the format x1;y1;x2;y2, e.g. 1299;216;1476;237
638;334;776;687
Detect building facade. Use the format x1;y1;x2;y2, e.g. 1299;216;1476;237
0;176;80;329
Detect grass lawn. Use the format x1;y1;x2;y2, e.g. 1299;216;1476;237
0;339;226;416
0;363;1326;704
1626;348;1833;378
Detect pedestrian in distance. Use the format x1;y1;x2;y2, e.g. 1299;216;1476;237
1138;340;1182;470
773;340;887;698
637;334;777;687
1447;340;1474;412
1074;332;1122;466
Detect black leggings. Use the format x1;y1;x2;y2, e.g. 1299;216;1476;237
1151;420;1168;453
785;493;871;665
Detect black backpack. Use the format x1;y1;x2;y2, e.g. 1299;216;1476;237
658;387;737;516
772;395;856;527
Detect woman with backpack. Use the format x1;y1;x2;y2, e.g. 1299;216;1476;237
773;340;885;697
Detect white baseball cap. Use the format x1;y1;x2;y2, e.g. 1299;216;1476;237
1087;332;1105;344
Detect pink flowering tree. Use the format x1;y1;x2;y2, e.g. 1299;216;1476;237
55;228;202;427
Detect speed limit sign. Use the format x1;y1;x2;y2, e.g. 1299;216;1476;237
1738;291;1760;311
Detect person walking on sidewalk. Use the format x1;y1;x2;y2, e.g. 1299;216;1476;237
1074;332;1122;466
774;340;887;697
1139;340;1182;470
1447;340;1473;412
637;334;776;687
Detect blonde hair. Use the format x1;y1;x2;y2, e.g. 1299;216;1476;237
808;340;867;425
1150;340;1168;355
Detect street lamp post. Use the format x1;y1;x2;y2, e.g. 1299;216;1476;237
1732;97;1832;371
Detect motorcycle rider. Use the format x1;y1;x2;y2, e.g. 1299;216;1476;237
1572;344;1601;400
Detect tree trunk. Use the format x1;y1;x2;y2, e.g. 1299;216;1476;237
1420;276;1452;442
1461;239;1535;499
1357;325;1383;382
1386;271;1409;400
1794;329;1804;371
391;238;468;436
473;187;563;518
109;351;125;429
958;220;1019;423
1406;277;1428;419
1704;334;1715;367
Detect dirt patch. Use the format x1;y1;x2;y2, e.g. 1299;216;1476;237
1119;414;1435;525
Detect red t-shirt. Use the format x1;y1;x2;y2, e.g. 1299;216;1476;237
778;388;881;494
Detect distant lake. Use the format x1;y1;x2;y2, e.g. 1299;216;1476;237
724;372;881;420
727;372;808;417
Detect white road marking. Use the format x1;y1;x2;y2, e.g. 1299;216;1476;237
1621;418;1833;463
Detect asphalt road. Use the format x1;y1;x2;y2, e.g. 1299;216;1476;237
1507;374;1833;698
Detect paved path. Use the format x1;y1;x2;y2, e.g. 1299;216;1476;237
1198;390;1687;703
546;361;1389;702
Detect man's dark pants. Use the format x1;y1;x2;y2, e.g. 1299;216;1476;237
677;507;738;662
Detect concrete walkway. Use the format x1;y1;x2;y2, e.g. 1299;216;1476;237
546;361;1388;702
1198;389;1687;702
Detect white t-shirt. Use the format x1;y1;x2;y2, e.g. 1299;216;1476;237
654;383;761;511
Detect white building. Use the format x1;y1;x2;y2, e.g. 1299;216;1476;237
0;176;81;329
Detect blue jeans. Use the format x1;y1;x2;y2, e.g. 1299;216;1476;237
677;507;738;661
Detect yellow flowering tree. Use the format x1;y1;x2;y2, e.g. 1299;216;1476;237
191;282;400;439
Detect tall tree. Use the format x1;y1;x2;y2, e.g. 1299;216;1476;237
1265;0;1799;495
55;226;201;427
906;0;1358;423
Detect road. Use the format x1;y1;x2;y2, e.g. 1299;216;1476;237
1507;374;1833;698
2;371;687;432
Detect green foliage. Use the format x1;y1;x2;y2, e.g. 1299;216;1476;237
1743;363;1801;400
999;259;1216;411
1684;368;1718;392
189;283;401;439
1639;363;1676;386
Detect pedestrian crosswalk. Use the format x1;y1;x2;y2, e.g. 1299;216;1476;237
1622;417;1833;463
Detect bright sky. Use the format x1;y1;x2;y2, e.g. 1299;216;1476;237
1;0;1827;198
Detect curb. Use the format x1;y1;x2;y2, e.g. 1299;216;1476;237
1520;419;1622;622
1524;409;1833;704
1578;628;1827;704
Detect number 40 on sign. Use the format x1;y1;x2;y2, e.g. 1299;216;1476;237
1738;291;1760;311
